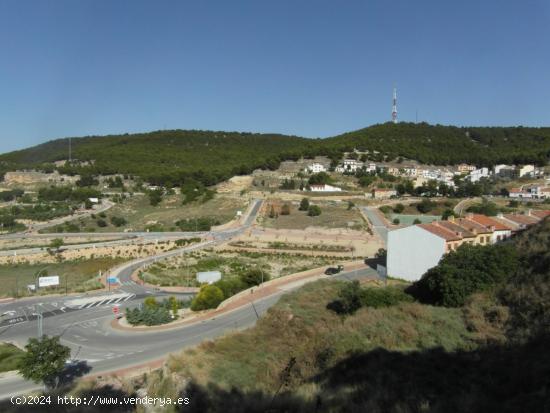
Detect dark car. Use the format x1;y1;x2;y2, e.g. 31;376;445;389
324;265;344;275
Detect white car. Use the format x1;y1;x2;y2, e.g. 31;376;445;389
1;310;17;317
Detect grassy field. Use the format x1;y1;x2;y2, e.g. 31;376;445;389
260;202;366;230
0;257;128;298
390;213;440;225
43;193;247;233
0;343;25;373
160;280;480;393
139;251;334;287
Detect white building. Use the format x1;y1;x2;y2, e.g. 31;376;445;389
372;188;397;199
88;197;99;204
197;271;222;284
518;164;535;178
494;164;516;177
309;184;342;192
335;159;362;173
403;166;418;177
467;167;489;182
306;163;326;174
387;225;446;282
365;162;377;173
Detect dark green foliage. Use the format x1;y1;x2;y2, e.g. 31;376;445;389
239;268;270;287
175;217;220;231
442;209;455;220
358;175;375;187
174;237;201;247
299;198;309;211
279;179;296;190
191;285;225;311
0;188;24;202
213;278;246;299
38;186;101;203
413;218;422;224
148;189;163;206
308;172;331;185
416;198;436;213
466;200;501;216
361;286;413;308
328;281;363;315
125;297;188;326
392;218;400;224
96;219;107;227
393;203;404;213
307;205;321;216
110;216;127;227
18;335;70;385
76;174;99;187
411;243;519;307
378;205;391;214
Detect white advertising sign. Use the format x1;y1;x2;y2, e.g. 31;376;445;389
38;275;60;287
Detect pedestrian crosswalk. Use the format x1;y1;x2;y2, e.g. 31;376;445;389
76;294;135;309
65;292;136;310
120;281;137;286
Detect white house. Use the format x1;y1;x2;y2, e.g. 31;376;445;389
467;167;489;182
494;164;516;177
518;164;535;178
309;184;342;192
336;159;362;173
387;225;447;281
403;166;418;177
306;163;326;174
508;187;532;198
88;197;99;204
365;163;377;173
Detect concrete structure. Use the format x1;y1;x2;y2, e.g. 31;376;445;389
309;184;342;192
494;164;516;178
457;164;476;173
387;225;446;282
335;159;362;173
306;163;326;174
197;271;222;284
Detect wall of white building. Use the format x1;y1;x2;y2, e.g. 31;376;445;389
387;226;446;281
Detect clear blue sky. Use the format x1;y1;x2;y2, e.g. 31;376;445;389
0;0;549;152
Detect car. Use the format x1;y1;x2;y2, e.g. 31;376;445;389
324;265;344;276
1;310;17;317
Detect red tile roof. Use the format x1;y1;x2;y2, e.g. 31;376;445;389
418;223;462;241
456;218;492;234
468;214;513;231
530;210;550;219
503;214;540;226
435;221;476;238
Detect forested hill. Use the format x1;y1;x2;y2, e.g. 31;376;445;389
0;130;317;185
323;122;550;165
1;123;550;186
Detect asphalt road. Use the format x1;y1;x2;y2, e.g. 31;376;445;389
0;264;378;400
362;207;389;244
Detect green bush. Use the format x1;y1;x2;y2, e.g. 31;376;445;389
299;198;310;211
191;285;225;311
96;219;107;227
239;268;270;288
360;287;413;308
392;218;400;225
411;243;519;307
416;198;436;213
307;205;322;216
393;203;405;213
110;216;127;227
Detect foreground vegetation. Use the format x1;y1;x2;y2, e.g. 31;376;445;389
0;343;25;373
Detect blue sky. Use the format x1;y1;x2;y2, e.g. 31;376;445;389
0;0;549;152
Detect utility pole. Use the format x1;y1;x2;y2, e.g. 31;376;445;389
392;85;398;124
69;137;72;163
36;305;43;338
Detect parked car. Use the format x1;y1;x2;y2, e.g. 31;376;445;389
324;265;344;275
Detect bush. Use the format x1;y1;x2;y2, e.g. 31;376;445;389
214;278;246;298
281;203;291;215
110;216;127;227
393;203;405;213
392;218;400;225
410;243;519;307
308;205;322;216
413;218;422;224
299;198;310;211
416;198;436;213
378;205;392;214
360;287;413;308
191;285;225;311
96;219;107;227
239;268;270;287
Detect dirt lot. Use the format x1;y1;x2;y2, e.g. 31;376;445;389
138;249;337;287
0;235;129;251
57;193;247;233
259;201;367;230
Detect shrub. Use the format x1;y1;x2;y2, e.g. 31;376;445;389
307;205;322;216
110;216;127;227
299;198;310;211
378;205;392;214
392;218;400;225
410;243;519;307
239;268;270;287
191;285;224;311
281;203;291;215
393;203;405;213
96;219;107;227
360;287;413;308
413;218;422;224
416;198;436;213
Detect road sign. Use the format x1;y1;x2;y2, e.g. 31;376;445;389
107;277;118;284
38;276;59;287
112;305;120;314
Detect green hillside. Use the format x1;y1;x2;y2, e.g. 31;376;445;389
323;122;550;165
1;123;550;186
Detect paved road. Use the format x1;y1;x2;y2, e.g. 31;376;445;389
362;207;389;245
0;265;378;400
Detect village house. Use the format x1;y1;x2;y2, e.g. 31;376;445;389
372;188;397;199
386;210;548;281
306;163;326;174
335;159;363;173
309;184;342;192
467;167;489;182
457;163;477;173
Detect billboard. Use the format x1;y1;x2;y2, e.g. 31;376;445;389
38;275;60;288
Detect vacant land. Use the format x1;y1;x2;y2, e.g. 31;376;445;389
0;257;127;298
260;202;366;230
139;250;335;287
0;343;25;373
159;280;479;394
44;193;247;233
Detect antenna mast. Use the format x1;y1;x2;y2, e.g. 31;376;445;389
391;85;397;124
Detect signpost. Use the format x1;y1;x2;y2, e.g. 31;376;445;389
112;304;121;318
